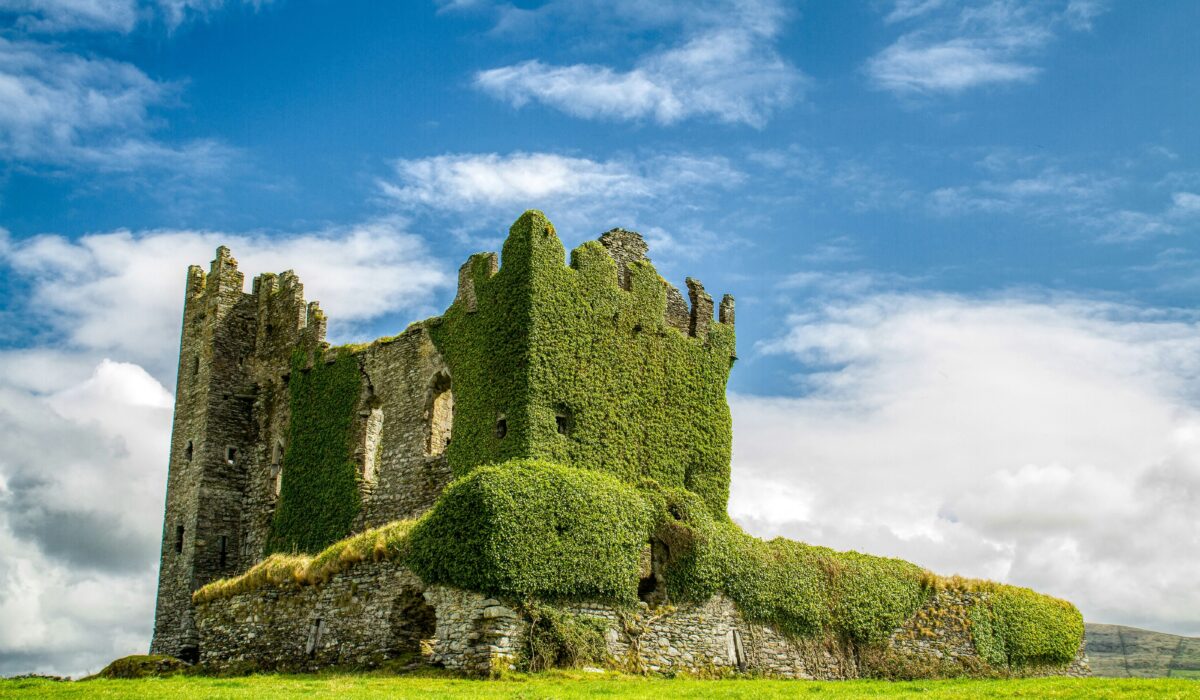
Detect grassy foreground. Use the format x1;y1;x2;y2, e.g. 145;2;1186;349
1;672;1197;699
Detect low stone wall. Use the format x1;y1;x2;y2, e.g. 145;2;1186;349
195;561;431;671
194;560;1088;678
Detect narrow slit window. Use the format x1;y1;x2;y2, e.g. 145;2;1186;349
363;407;384;482
495;415;507;439
219;536;228;568
184;441;193;462
175;525;184;554
426;374;453;456
192;356;200;377
225;446;237;465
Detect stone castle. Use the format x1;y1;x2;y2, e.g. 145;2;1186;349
150;211;1088;677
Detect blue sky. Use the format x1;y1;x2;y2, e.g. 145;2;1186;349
1;0;1199;676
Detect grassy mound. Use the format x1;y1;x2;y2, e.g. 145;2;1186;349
89;655;189;679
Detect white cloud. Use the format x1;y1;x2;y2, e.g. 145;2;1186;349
379;151;743;256
1170;191;1200;216
867;1;1105;96
732;291;1200;635
472;0;804;127
0;37;235;172
0;0;271;32
868;38;1038;94
0;0;139;32
0;218;450;379
0;358;173;676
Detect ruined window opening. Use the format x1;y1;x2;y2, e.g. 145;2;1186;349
225;446;238;465
495;415;507;439
389;588;437;654
638;539;669;605
175;525;184;554
426;374;453;456
192;355;200;377
184;441;193;462
219;535;228;569
555;408;573;436
363;407;384;482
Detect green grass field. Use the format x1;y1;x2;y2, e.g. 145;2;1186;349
1;673;1197;699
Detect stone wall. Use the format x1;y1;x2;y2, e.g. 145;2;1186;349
194;559;1088;679
196;561;432;671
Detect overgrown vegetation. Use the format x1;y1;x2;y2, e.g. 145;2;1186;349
969;585;1085;667
197;521;416;604
268;349;365;554
405;461;653;602
88;655;188;680
197;212;1084;677
521;602;610;671
428;211;736;518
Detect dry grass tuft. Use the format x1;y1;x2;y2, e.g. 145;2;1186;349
193;519;418;604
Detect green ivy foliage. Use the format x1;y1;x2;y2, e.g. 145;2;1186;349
268;349;364;554
969;585;1084;667
428;211;736;519
647;484;929;643
406;460;654;601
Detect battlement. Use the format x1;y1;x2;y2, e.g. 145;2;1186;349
454;215;734;343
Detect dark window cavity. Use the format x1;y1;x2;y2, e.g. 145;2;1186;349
495;414;508;439
175;525;184;554
225;446;238;465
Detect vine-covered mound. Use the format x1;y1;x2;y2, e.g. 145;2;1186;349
195;460;1083;670
406;460;654;601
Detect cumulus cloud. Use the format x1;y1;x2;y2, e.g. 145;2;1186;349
867;0;1106;96
0;217;450;676
379;151;743;256
470;0;805;127
0;358;173;676
731;291;1200;635
0;218;450;378
0;37;235;171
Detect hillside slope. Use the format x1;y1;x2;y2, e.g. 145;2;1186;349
1085;623;1200;678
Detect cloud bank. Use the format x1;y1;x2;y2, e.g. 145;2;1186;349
731;291;1200;636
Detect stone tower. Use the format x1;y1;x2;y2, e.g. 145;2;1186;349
150;248;326;660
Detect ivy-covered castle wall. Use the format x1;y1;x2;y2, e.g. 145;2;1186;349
151;210;736;658
153;211;1087;679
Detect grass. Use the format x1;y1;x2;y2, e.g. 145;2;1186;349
1;672;1196;699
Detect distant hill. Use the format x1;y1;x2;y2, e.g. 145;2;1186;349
1085;623;1200;678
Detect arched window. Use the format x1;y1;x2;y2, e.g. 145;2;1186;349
426;373;453;456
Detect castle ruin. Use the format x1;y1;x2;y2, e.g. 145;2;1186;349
150;211;1088;678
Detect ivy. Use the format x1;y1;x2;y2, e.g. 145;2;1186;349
207;211;1084;676
970;585;1084;667
428;211;735;519
406;460;654;602
267;349;364;554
